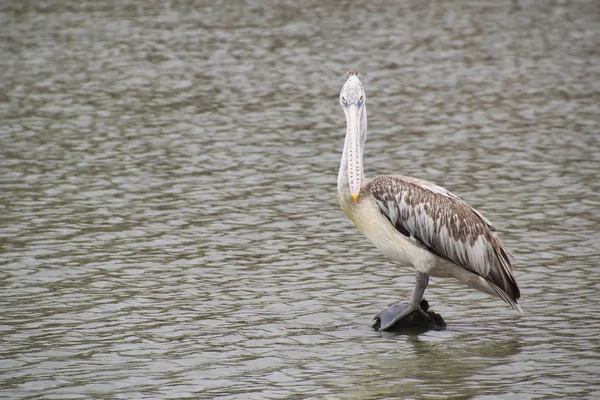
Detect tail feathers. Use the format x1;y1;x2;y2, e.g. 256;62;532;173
449;265;523;313
485;246;521;306
489;281;523;314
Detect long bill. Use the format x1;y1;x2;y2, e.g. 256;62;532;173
345;104;363;204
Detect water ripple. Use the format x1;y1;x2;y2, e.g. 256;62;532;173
1;0;599;399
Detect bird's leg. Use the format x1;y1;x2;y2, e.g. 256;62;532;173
375;272;433;331
409;272;430;317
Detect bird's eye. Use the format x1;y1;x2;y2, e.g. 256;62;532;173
342;97;347;103
359;95;363;102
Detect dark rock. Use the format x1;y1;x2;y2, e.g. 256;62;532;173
372;299;446;332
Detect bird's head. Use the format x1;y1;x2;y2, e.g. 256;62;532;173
340;68;366;110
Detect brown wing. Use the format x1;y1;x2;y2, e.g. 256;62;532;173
369;175;520;306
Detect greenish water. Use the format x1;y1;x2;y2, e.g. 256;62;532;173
1;1;599;398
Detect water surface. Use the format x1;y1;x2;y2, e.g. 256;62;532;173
1;0;599;398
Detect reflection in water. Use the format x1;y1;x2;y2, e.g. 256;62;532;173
348;333;522;399
1;0;599;398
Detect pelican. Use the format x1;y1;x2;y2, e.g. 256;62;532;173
337;69;521;330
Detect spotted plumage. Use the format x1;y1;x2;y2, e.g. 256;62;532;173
368;175;520;307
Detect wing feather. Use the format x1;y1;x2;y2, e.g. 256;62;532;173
369;175;520;304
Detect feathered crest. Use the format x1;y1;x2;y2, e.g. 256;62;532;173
346;68;359;78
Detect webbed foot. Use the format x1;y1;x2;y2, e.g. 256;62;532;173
372;299;446;332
